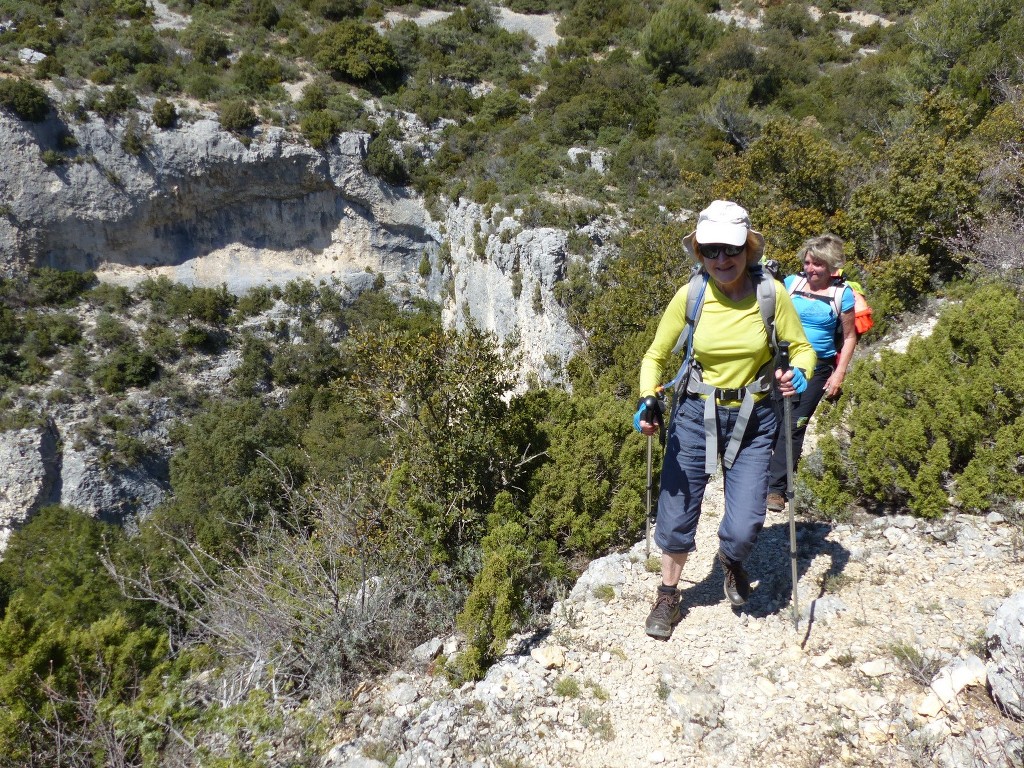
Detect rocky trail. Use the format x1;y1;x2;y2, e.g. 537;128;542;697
326;474;1024;768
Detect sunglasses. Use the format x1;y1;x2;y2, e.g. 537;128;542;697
699;243;745;260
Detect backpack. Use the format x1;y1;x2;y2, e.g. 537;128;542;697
787;271;874;349
838;273;874;335
663;263;778;473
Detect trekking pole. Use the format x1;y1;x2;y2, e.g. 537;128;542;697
776;341;800;630
645;429;653;559
643;391;665;559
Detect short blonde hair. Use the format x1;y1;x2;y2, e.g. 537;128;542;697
798;233;845;274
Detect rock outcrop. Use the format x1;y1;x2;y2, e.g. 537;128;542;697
0;422;59;549
0;96;596;544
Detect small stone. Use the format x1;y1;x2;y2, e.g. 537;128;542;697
917;693;944;718
648;751;666;764
859;659;890;678
811;653;833;668
861;720;893;744
530;646;565;670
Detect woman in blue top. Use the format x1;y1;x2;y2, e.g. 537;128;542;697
766;234;858;512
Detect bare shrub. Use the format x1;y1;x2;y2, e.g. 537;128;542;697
106;461;456;703
949;88;1024;286
949;207;1024;286
35;664;145;768
890;641;944;687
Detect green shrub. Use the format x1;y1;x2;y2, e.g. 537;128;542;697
186;28;231;64
218;99;258;132
311;20;401;85
0;79;50;122
137;277;235;323
232;51;284;96
142;321;181;361
89;282;133;311
183;66;222;100
18;268;96;307
20;311;82;358
455;493;535;679
93;344;159;392
807;283;1024;517
312;0;363;21
94;85;139;120
640;0;720;83
152;97;177;128
300;109;342;149
0;507;166;764
234;285;276;317
121;114;149;155
554;676;582;697
365;121;408;184
247;0;280;28
132;62;183;96
93;312;134;348
40;149;65;166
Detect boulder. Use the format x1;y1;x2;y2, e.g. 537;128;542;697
986;590;1024;719
0;422;59;550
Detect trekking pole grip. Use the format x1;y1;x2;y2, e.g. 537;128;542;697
642;394;662;428
776;340;790;371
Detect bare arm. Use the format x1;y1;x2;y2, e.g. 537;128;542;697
825;309;858;398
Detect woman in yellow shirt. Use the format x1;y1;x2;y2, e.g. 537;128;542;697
634;200;815;639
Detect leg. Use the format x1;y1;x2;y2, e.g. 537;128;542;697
719;399;777;563
717;400;777;605
645;397;707;637
660;551;689;587
653;396;710;558
786;363;830;476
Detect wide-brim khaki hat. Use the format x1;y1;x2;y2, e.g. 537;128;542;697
682;200;765;266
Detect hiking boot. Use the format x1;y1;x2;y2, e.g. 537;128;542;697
718;551;752;607
766;492;786;512
645;588;682;638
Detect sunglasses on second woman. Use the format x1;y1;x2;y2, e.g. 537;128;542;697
698;243;745;260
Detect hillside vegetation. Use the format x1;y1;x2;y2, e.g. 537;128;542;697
1;0;1024;764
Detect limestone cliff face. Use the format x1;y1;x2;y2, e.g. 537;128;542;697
0;422;59;550
0;111;434;295
442;199;576;386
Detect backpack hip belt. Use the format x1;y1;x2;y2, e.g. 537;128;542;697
684;363;774;475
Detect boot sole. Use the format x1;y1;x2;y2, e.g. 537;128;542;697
645;624;673;638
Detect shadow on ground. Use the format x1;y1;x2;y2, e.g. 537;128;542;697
677;519;850;634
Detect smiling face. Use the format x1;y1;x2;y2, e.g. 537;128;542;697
802;253;832;289
699;243;748;294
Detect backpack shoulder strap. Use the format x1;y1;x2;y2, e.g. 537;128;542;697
670;266;708;357
663;267;708;392
787;273;807;296
750;264;778;355
827;283;842;319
